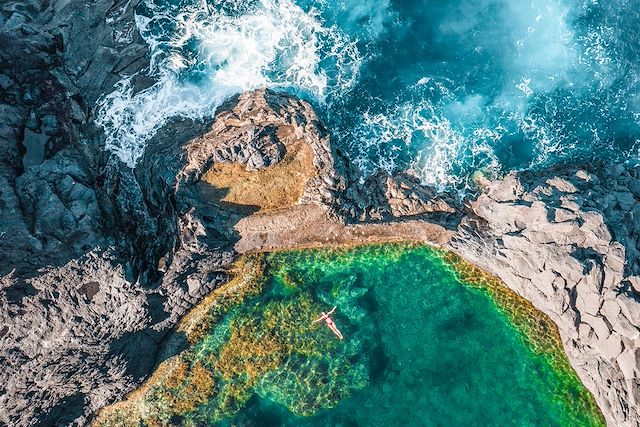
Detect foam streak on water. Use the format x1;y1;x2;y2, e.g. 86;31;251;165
98;0;640;187
96;0;361;166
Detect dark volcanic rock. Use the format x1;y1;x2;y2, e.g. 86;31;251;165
343;169;461;226
21;129;48;167
0;0;209;425
0;253;148;426
1;0;639;426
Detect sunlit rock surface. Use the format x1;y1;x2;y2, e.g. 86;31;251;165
0;0;639;423
451;166;640;426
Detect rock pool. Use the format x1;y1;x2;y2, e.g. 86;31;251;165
96;244;604;426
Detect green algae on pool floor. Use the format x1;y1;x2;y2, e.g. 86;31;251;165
95;244;604;427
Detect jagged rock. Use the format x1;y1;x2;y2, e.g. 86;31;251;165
68;99;87;123
451;165;640;427
343;170;461;224
178;88;346;208
40;114;58;135
21;129;48;168
0;253;148;426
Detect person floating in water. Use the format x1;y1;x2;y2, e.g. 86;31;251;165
313;306;343;340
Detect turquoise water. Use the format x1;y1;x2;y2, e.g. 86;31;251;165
223;246;602;426
99;0;640;188
98;245;603;426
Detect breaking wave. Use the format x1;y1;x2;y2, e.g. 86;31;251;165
97;0;640;189
96;0;362;166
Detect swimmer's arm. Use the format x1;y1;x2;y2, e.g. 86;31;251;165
312;316;324;323
327;306;336;315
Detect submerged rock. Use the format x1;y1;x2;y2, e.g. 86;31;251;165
450;166;640;426
0;0;639;424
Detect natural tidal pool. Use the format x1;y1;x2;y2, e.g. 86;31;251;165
96;244;604;426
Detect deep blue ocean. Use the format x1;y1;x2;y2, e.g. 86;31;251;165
97;0;640;187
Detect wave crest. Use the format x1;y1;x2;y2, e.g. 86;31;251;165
96;0;362;166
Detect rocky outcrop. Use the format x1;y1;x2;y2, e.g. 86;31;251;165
0;0;149;281
0;1;234;425
343;170;460;225
1;1;639;425
450;165;640;427
0;254;148;426
0;1;166;424
177;89;347;207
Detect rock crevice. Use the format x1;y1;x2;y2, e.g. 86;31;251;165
1;1;639;426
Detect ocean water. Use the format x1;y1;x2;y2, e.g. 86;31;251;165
96;245;603;426
97;0;640;188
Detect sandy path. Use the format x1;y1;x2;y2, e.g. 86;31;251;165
233;204;452;253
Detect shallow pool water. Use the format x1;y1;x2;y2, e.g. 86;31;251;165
97;244;603;426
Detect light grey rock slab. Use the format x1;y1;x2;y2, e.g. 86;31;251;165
450;166;640;426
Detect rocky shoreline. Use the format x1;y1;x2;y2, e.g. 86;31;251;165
451;166;640;426
1;1;638;426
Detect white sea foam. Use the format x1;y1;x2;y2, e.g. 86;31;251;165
380;0;582;188
97;0;639;186
96;0;362;166
343;93;500;190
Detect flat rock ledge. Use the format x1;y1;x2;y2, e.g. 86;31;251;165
1;3;638;422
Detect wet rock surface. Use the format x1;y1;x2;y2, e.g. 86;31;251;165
1;1;639;426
